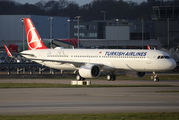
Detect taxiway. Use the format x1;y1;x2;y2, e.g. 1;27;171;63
0;79;178;115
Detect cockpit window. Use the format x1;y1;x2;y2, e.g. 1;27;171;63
157;56;171;59
165;56;170;59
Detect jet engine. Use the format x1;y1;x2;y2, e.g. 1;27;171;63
125;71;145;78
79;64;100;78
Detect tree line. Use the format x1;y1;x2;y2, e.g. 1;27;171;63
0;0;179;21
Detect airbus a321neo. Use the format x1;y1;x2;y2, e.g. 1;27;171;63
4;18;176;82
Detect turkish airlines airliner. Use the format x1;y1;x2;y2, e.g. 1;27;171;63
4;18;176;82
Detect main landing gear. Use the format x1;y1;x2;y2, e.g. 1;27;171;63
76;74;85;81
107;73;116;81
152;71;159;82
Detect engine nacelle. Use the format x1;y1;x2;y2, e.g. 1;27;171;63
125;71;145;78
79;64;100;78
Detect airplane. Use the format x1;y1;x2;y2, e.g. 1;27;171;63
4;18;176;82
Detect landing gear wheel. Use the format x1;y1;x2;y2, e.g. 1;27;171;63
107;74;111;81
153;71;159;82
112;74;116;81
76;74;82;81
154;77;159;82
76;74;85;81
107;73;116;81
76;74;81;81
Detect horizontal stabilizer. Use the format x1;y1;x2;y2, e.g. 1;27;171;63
4;45;12;57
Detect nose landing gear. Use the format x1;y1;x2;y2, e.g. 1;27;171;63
152;71;159;82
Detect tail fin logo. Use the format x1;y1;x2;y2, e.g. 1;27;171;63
24;18;48;50
27;27;41;50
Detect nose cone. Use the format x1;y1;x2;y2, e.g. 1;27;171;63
172;60;177;69
167;59;177;70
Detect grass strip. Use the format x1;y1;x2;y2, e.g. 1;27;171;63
0;83;175;88
0;113;179;120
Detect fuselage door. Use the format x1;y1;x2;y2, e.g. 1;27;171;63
146;52;152;64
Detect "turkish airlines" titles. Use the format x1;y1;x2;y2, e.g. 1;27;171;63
105;51;147;56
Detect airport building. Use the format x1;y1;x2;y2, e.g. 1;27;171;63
152;6;179;48
0;15;69;49
0;9;179;50
70;19;160;49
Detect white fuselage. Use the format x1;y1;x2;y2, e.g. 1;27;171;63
21;48;176;72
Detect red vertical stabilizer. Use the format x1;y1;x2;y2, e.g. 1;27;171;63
24;18;48;50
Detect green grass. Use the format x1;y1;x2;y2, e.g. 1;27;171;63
0;83;175;88
0;113;179;120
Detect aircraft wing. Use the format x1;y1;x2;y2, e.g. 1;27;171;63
27;58;104;68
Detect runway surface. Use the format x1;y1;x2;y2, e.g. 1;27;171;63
0;79;179;115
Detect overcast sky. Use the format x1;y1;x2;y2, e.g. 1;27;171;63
14;0;147;6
